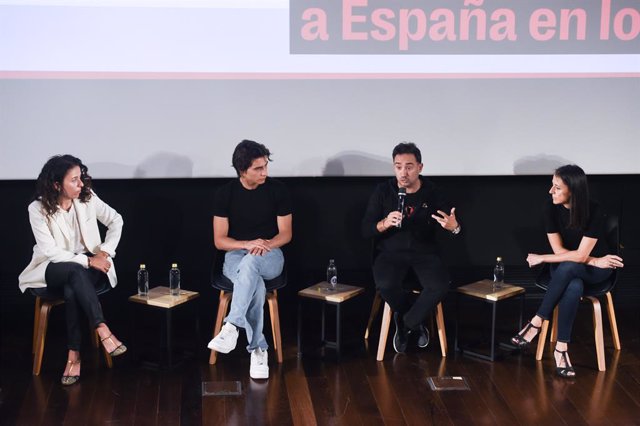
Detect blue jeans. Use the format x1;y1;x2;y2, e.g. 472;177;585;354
536;262;611;343
223;248;284;352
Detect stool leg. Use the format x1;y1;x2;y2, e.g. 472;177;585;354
32;297;42;354
267;291;283;364
605;292;621;351
364;292;382;340
376;303;392;361
33;302;53;375
536;319;549;361
435;302;447;357
587;296;606;371
209;292;231;365
550;307;559;345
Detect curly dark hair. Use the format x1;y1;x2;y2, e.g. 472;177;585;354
34;155;93;217
231;140;272;177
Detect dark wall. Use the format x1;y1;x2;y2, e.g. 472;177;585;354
2;175;640;320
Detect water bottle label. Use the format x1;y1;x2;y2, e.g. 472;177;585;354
330;276;337;285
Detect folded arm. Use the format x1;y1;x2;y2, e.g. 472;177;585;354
527;233;623;269
213;214;292;256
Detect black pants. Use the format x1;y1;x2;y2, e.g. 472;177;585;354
373;251;449;329
40;261;109;351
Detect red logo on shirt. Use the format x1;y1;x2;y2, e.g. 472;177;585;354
405;206;415;218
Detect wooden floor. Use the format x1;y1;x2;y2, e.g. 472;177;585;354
1;307;639;426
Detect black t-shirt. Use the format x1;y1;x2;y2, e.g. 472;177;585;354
213;178;292;241
543;199;608;257
361;177;452;253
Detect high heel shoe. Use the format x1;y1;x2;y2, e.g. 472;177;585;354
554;349;576;378
61;359;80;386
511;321;541;349
101;334;127;357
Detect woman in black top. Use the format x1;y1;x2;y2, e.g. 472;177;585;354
511;165;623;377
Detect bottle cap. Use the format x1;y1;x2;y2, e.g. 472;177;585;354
496;257;502;262
140;264;146;268
172;263;178;268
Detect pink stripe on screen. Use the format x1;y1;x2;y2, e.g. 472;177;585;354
0;71;639;79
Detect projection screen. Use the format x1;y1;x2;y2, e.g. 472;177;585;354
1;0;639;178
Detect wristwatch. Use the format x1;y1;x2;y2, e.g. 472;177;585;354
451;224;461;235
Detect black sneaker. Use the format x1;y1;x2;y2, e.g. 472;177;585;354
393;312;410;354
415;324;430;348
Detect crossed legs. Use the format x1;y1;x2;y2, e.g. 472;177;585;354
222;248;284;352
514;262;611;377
44;261;125;383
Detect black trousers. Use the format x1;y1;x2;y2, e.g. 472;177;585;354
373;251;449;330
40;261;109;351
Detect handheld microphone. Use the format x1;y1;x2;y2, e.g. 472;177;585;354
396;187;406;228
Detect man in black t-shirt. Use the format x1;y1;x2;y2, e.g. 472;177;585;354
362;142;461;354
207;140;292;380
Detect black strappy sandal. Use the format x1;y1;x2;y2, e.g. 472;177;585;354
511;321;541;350
554;349;576;378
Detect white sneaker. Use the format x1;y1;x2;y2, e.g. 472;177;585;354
207;322;239;353
250;348;269;380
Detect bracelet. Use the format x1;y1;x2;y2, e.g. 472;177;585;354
451;224;461;235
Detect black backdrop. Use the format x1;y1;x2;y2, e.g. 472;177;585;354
2;175;639;330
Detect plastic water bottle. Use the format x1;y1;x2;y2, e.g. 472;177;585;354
137;264;149;296
326;259;338;291
169;263;180;296
493;256;504;291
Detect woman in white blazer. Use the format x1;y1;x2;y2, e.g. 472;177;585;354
19;155;126;385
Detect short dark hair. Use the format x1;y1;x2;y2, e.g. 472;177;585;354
554;164;589;230
392;142;422;164
231;140;272;176
34;154;93;217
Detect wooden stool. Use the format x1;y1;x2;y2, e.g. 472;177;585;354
535;292;621;372
208;289;283;365
365;291;447;361
32;296;113;375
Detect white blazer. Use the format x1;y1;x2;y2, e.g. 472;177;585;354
18;192;123;293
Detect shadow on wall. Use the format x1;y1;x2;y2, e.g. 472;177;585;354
87;162;137;178
88;152;194;178
513;155;571;175
323;151;390;176
134;152;194;178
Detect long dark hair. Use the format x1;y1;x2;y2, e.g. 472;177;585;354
555;164;589;230
34;155;93;217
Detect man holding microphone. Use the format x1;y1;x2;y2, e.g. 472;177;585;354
362;142;461;353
